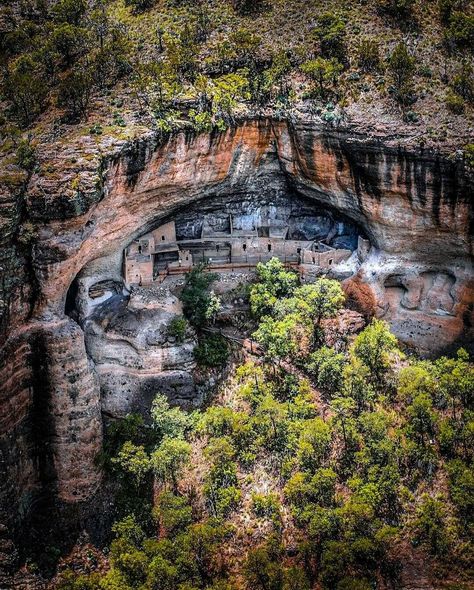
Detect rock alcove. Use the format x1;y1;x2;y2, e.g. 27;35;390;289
65;190;368;418
1;119;472;565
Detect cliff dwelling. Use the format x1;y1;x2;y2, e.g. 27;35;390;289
123;194;366;285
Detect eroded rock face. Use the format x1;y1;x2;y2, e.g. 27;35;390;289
0;118;472;567
83;286;198;416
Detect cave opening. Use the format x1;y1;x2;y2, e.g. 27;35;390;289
65;276;80;319
123;190;369;286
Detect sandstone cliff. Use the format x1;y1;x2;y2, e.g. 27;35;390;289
0;118;472;577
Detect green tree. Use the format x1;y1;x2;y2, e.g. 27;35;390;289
378;0;415;17
145;554;178;590
51;0;87;25
412;495;451;555
447;460;474;527
250;258;298;318
301;57;344;99
112;514;146;547
352;319;398;389
436;349;474;419
357;38;381;73
406;393;437;446
125;0;155;13
243;542;285;590
113;441;151;486
4;54;48;126
57;64;93;122
211;72;249;124
181;264;218;328
342;356;376;415
151;394;191;440
153;491;193;536
308;347;345;395
167;316;188;343
297;417;332;472
253;314;301;368
444;12;474;49
152;436;191;492
313;12;346;60
331;396;357;450
176;522;230;585
231;0;265;15
50;23;88;68
388;42;416;106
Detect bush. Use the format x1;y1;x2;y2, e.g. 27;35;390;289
464;144;474;167
357;38;381;73
412;495;451;555
4;54;48;126
377;0;415;17
125;0;155;13
167;316;188;343
444;12;474;49
452;61;474;103
57;65;93;122
16;139;37;171
387;42;416;106
313;12;346;61
445;91;465;113
194;334;229;368
251;492;281;519
308;347;346;396
153;491;193;536
231;0;265;15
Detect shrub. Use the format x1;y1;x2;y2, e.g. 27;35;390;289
150;394;191;440
153;491;193;536
15;139;37;171
439;0;465;23
452;61;474;102
412;495;451;555
357;38;381;73
112;441;151;486
352;319;398;389
151;437;191;492
4;54;48;126
313;12;346;61
125;0;155;13
231;0;265;15
387;42;416;106
308;347;346;395
377;0;415;17
447;460;474;525
464;144;474;167
57;65;93;122
167;316;188;342
445;90;465;113
194;334;229;368
444;12;474;49
301;57;344;99
251;492;281;518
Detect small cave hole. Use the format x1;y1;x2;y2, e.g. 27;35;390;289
65;277;80;319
